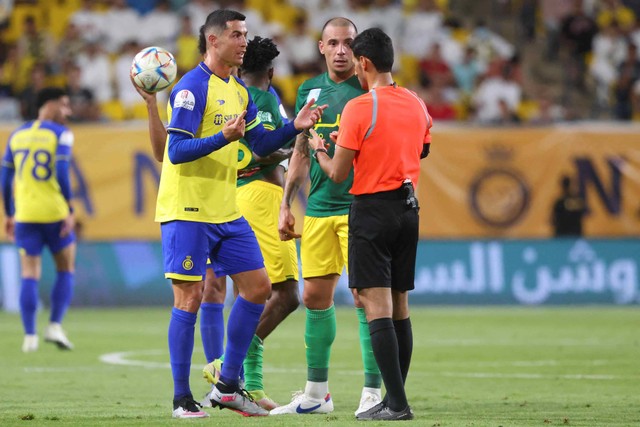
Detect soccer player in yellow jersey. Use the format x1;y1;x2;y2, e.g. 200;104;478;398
155;9;324;419
133;35;300;411
1;88;76;353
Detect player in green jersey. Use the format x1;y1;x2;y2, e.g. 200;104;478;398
202;35;301;411
273;17;382;417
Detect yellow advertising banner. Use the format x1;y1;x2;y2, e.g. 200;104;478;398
421;124;640;238
1;124;639;240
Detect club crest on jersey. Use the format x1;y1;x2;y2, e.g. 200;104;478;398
174;90;195;111
182;256;194;271
306;88;321;105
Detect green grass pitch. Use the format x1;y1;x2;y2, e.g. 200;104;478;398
0;306;638;426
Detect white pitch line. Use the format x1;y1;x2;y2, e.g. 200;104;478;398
96;350;632;381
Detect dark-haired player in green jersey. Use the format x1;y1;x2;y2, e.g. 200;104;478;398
273;17;382;417
202;35;301;411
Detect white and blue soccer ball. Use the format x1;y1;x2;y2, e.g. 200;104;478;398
130;46;177;93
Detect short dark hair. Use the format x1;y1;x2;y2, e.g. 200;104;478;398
36;87;67;110
351;27;394;72
198;9;246;55
241;36;279;75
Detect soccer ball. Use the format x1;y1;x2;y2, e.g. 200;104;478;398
130;46;177;93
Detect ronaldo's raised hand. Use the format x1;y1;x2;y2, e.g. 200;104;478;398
293;98;328;131
222;110;247;141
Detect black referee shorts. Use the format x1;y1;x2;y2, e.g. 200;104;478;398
348;187;419;291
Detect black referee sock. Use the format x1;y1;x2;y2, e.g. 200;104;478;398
369;317;408;412
394;317;413;385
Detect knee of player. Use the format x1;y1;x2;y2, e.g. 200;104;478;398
281;284;300;314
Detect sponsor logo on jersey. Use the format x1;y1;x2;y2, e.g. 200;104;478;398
214;113;241;126
174;90;195;110
216;99;225;105
182;256;194;271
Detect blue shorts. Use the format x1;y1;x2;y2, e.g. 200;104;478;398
15;221;76;256
161;217;264;281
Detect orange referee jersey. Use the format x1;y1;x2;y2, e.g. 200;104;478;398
337;84;432;195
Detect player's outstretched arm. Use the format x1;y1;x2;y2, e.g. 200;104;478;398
293;98;327;131
278;133;310;241
131;75;167;162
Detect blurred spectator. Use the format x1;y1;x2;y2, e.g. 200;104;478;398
560;0;598;101
613;42;640;119
0;44;18;96
495;98;521;125
632;78;640;116
528;91;567;125
453;46;482;97
69;0;104;45
421;83;456;121
551;175;586;237
518;0;537;43
114;40;144;109
472;63;522;124
65;63;101;122
127;0;158;15
175;14;200;76
307;0;352;33
18;63;46;120
103;0;141;53
56;23;86;73
541;0;574;61
76;41;113;104
597;0;636;32
419;43;455;89
284;12;322;75
268;23;293;79
369;0;403;45
16;15;56;73
589;21;627;117
224;0;267;33
624;0;640;17
437;17;465;67
466;19;515;72
184;0;219;35
401;0;444;58
139;0;179;50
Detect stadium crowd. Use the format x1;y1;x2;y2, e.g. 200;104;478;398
0;0;640;124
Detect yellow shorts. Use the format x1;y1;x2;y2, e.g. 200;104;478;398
237;180;299;284
300;214;348;278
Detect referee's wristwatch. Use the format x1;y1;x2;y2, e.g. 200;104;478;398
312;147;328;161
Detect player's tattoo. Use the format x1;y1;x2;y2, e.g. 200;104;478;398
294;133;310;157
284;181;300;207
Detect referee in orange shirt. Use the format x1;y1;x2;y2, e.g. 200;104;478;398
308;27;432;421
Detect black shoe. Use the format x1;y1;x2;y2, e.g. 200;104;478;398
355;401;385;418
172;395;209;418
356;404;413;421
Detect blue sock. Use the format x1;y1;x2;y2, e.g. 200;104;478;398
219;296;264;386
200;303;224;362
50;272;74;324
20;278;38;335
168;307;197;400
